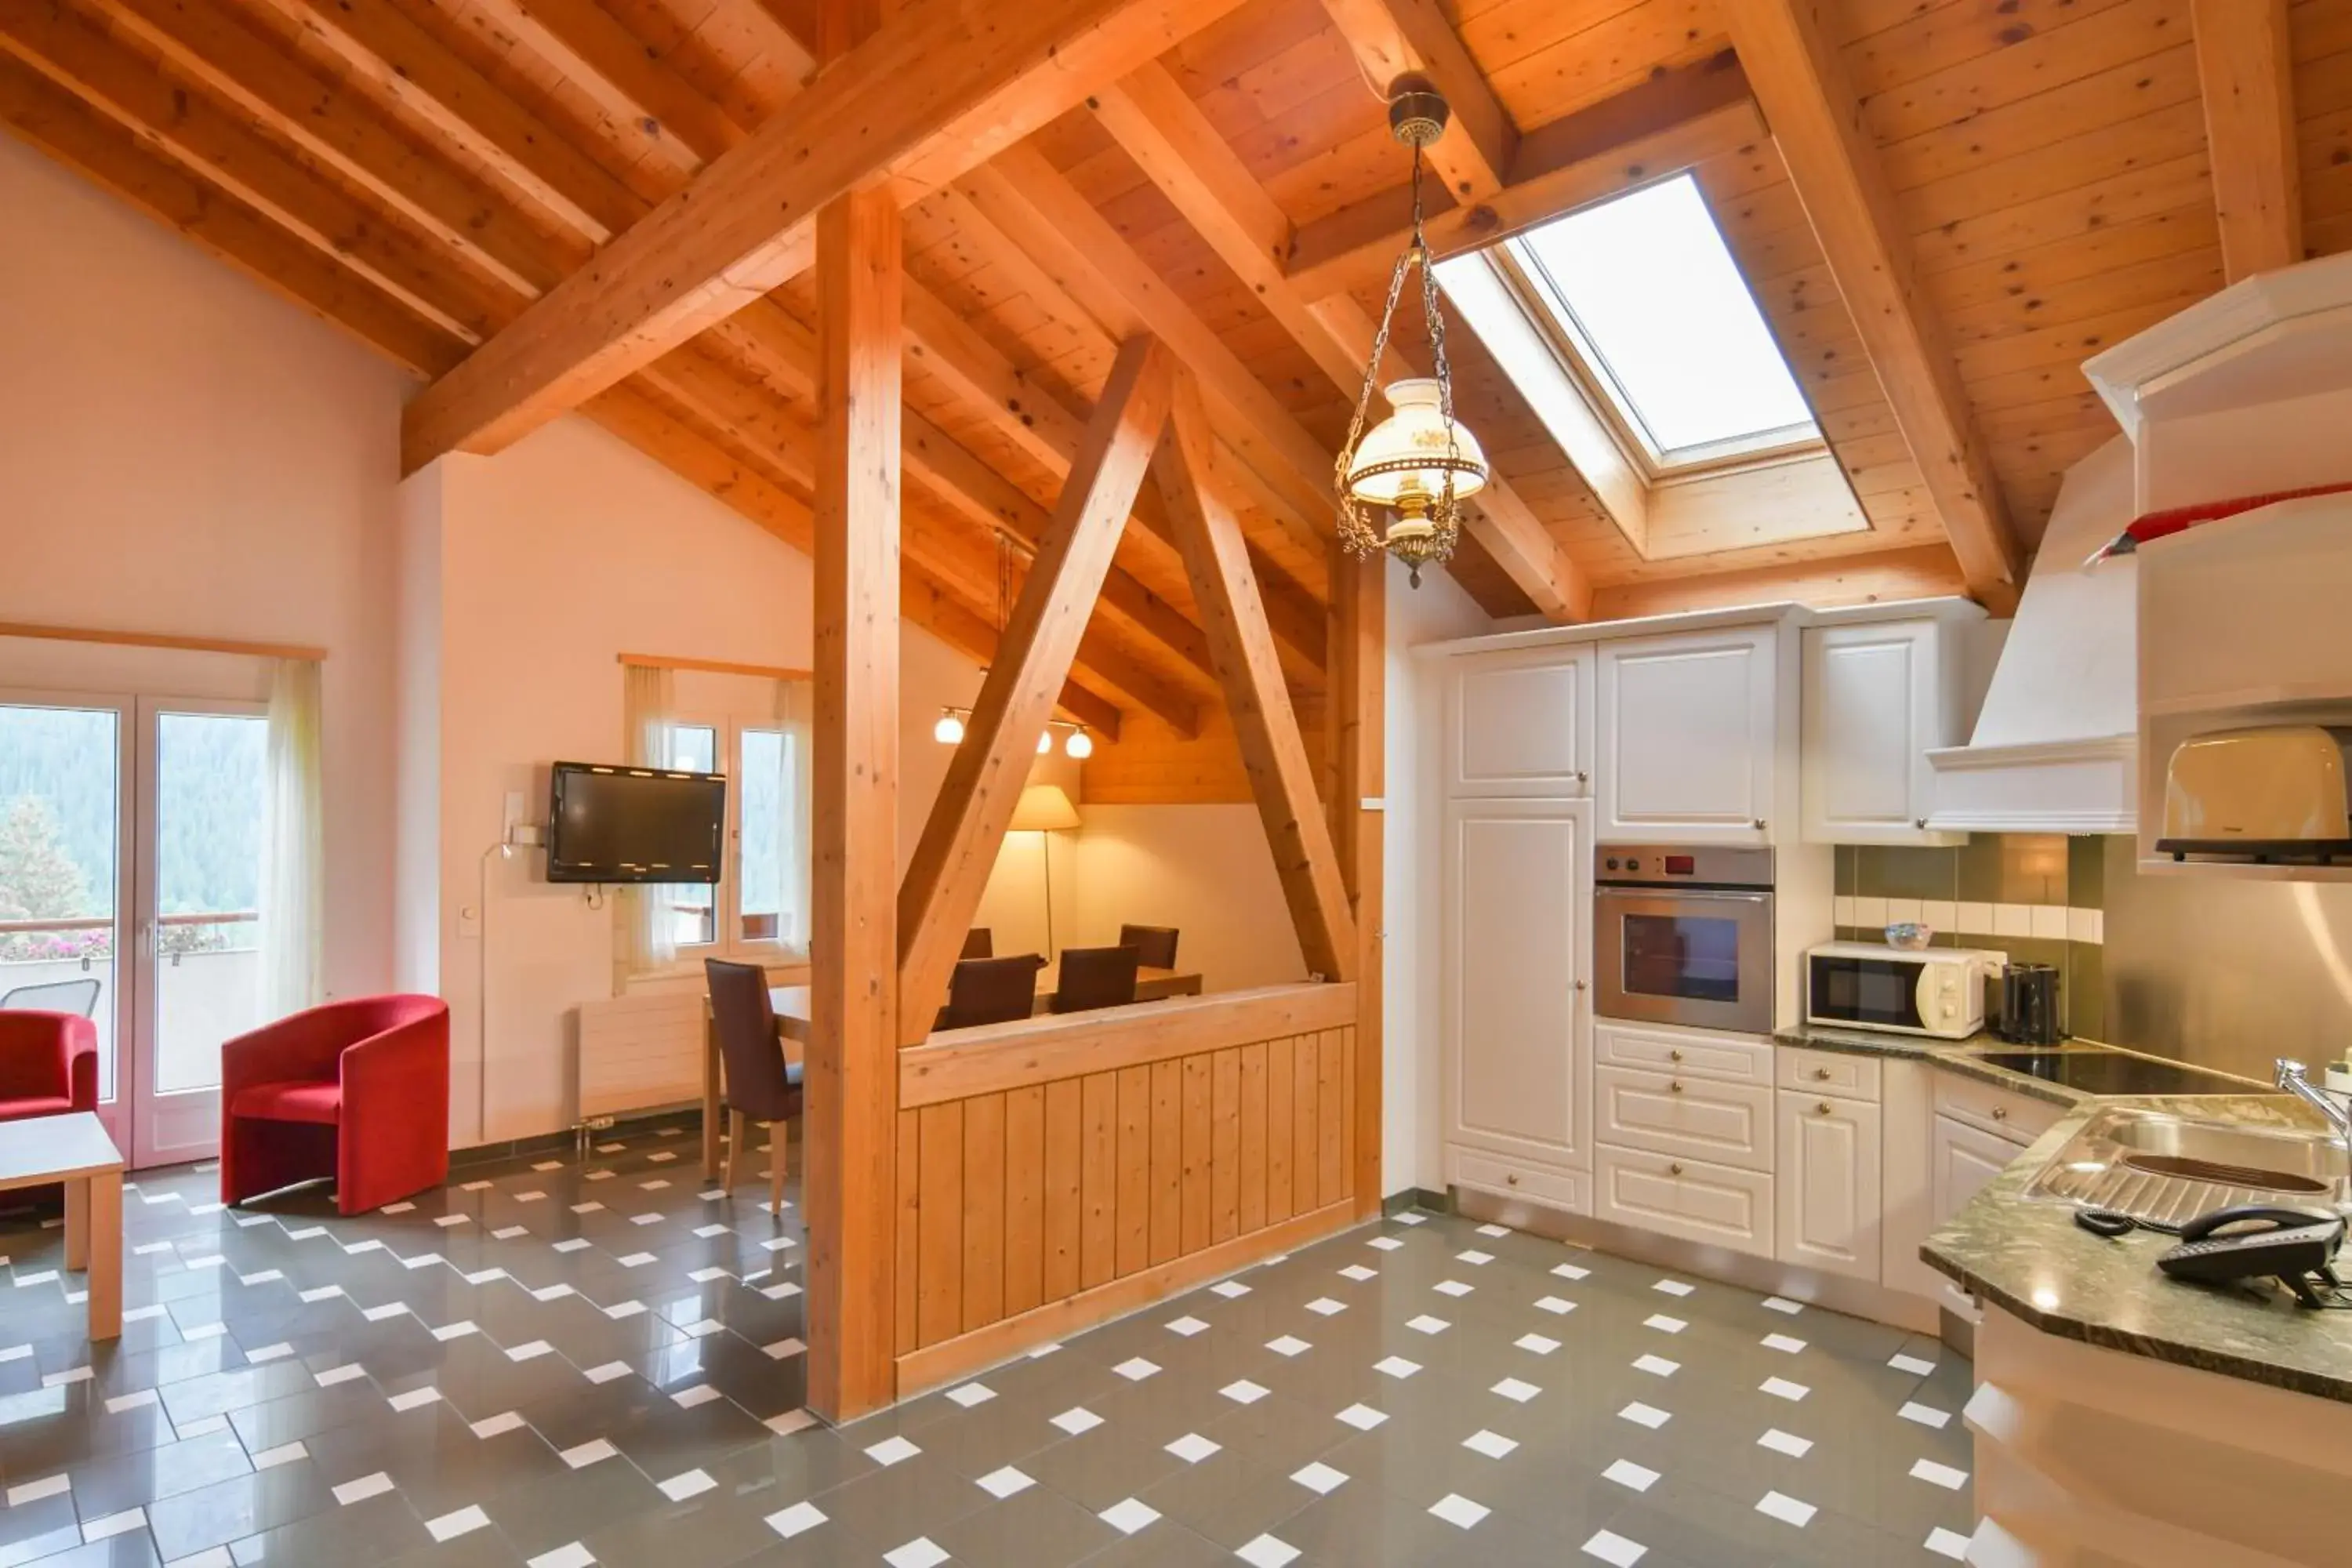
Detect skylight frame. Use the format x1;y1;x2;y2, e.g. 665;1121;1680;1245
1493;176;1824;482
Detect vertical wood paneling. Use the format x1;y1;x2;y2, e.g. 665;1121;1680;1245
1080;1072;1116;1289
1341;1026;1359;1216
1003;1086;1045;1317
960;1093;1006;1333
1116;1065;1152;1276
1292;1034;1319;1219
1210;1048;1240;1243
1149;1058;1182;1264
1317;1030;1345;1210
1180;1054;1212;1253
1042;1078;1083;1301
895;1107;920;1356
1238;1041;1268;1234
1266;1035;1294;1220
916;1102;964;1347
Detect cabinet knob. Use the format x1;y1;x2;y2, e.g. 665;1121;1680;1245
1668;1162;1684;1176
1573;769;1589;785
1991;1106;2009;1122
1811;1067;1831;1081
1668;1049;1684;1063
1915;818;1929;829
1817;1101;1833;1116
1573;979;1588;993
1505;1172;1519;1186
1669;1080;1684;1094
1752;818;1767;831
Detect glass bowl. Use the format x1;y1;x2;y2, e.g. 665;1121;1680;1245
1885;923;1933;951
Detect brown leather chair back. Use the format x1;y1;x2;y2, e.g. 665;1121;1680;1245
960;927;993;960
1048;946;1141;1014
937;956;1042;1031
1116;924;1179;970
706;960;800;1122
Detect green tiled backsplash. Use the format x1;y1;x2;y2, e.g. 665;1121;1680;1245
1831;833;2109;1041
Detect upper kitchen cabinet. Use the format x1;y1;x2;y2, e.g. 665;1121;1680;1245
1445;647;1594;797
1598;626;1788;844
1801;615;1976;846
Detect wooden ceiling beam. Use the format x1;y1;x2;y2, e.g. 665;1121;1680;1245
1091;64;1592;622
397;0;1249;474
466;0;745;174
2190;0;2303;281
1284;56;1759;300
91;0;577;295
0;0;522;343
1588;543;1967;620
0;52;463;376
1316;0;1515;202
1722;2;2020;610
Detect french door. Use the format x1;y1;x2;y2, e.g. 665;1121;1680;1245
0;690;269;1168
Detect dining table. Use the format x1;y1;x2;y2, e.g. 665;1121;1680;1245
699;964;1203;1179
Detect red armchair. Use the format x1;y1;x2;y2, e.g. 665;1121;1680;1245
0;1010;98;1122
220;996;450;1215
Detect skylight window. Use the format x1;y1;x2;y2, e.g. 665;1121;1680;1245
1465;174;1818;474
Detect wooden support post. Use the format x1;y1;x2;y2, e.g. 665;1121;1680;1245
1156;371;1358;982
897;336;1177;1043
804;0;902;1406
2190;0;2303;281
1333;545;1385;1217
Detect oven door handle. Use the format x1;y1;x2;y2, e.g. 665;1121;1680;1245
1595;887;1774;909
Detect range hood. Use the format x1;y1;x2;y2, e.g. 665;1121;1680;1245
1927;249;2352;834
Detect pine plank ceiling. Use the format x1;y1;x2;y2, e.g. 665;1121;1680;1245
3;0;2341;737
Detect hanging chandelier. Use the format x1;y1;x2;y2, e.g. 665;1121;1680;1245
1336;75;1490;587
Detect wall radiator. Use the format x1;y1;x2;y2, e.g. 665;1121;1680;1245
576;990;705;1125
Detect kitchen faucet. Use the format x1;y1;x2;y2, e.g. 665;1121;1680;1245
2275;1058;2352;1146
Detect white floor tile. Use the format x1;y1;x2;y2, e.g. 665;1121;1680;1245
332;1472;394;1506
1889;1352;1938;1376
1755;1490;1817;1526
527;1545;595;1568
1432;1279;1472;1297
1427;1494;1489;1529
1334;1403;1387;1431
1761;1377;1809;1401
1581;1528;1647;1565
865;1436;921;1467
470;1412;526;1439
1534;1295;1577;1315
1900;1401;1953;1428
1632;1355;1678;1377
1235;1534;1301;1568
1406;1315;1450;1334
883;1539;949;1568
1926;1526;1971;1559
1617;1402;1669;1429
1290;1461;1347;1495
560;1439;618;1468
1602;1459;1658;1493
1642;1314;1685;1333
1762;1334;1806;1354
975;1466;1033;1498
426;1505;491;1542
1114;1357;1161;1380
1265;1335;1311;1357
1911;1458;1969;1490
1461;1429;1517;1459
1220;1381;1269;1404
766;1501;826;1539
659;1469;715;1502
1374;1357;1420;1379
1165;1316;1210;1335
1758;1428;1813;1457
1052;1406;1105;1434
1304;1298;1345;1316
944;1381;994;1407
1490;1377;1540;1403
1099;1497;1160;1534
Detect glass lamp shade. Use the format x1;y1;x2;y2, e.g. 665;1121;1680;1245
934;710;966;745
1036;729;1053;755
1064;728;1094;760
1343;378;1489;517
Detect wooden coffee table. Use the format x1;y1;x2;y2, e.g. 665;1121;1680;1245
0;1112;124;1340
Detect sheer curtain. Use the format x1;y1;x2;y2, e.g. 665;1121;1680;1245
258;658;324;1018
615;662;676;987
773;677;813;958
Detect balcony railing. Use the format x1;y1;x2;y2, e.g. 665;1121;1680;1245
1;913;263;1097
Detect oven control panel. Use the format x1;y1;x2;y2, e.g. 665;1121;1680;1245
1596;843;1773;890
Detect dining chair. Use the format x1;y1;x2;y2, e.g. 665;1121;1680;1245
1116;924;1180;970
936;955;1044;1031
960;927;993;960
705;959;801;1214
1047;946;1141;1014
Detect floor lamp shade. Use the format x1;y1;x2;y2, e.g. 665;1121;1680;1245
1007;785;1080;958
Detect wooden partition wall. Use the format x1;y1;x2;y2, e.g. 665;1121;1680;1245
891;983;1359;1394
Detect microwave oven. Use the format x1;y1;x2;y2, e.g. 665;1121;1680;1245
1805;942;2005;1039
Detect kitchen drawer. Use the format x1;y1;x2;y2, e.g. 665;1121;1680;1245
1595;1143;1775;1259
1595;1021;1773;1086
1933;1075;2064;1142
1450;1145;1590;1216
1594;1065;1775;1174
1777;1047;1882;1101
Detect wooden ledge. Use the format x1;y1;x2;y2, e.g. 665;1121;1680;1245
898;982;1355;1107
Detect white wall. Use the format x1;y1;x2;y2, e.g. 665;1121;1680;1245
1382;557;1497;1197
1064;806;1308;992
0;133;409;1007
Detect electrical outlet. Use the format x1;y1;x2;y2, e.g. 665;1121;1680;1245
585;1115;616;1131
510;823;543;846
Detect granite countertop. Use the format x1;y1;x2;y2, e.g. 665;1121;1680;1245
1774;1026;2352;1400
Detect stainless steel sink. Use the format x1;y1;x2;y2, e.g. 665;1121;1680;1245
2026;1106;2352;1230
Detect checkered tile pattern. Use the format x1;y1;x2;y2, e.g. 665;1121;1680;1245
1;1136;1976;1565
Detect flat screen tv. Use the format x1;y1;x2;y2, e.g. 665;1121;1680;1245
546;762;726;884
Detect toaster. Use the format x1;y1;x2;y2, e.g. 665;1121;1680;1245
2158;725;2352;862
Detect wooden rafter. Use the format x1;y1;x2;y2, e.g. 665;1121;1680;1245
1722;1;2021;609
466;0;746;173
1091;64;1592;621
2190;0;2302;281
398;0;1247;472
1156;373;1356;982
1316;0;1515;201
1284;56;1759;299
897;337;1178;1046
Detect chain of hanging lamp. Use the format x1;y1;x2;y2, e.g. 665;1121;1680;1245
1334;103;1468;582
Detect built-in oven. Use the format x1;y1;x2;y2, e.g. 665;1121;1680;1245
1594;844;1775;1036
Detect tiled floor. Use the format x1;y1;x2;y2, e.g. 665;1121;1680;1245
1;1128;1977;1566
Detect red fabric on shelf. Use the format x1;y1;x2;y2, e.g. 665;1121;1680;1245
220;996;448;1216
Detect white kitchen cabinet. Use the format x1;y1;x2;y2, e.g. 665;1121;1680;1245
1597;626;1781;843
1777;1091;1883;1281
1443;797;1592;1171
1930;1112;2032;1314
1801;619;1968;845
1445;647;1593;797
1595;1142;1775;1258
